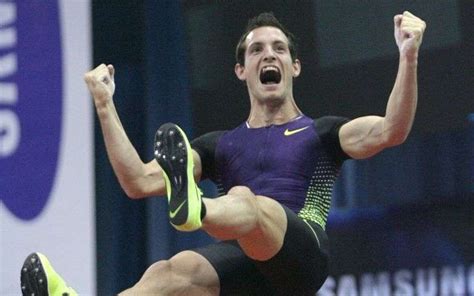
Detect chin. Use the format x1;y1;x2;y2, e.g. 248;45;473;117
260;94;285;105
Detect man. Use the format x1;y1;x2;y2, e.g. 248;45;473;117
21;11;425;296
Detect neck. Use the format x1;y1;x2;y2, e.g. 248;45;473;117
246;96;302;128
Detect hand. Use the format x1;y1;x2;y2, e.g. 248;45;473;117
84;64;116;106
394;11;426;60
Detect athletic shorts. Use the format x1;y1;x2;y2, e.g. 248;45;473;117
192;205;329;296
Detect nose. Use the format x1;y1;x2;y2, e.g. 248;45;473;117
263;46;276;61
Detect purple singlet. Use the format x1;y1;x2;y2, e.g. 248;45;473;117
192;115;350;229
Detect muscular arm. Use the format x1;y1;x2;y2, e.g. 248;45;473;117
85;64;202;198
339;11;426;159
96;98;165;198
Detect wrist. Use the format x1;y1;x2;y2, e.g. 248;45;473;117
399;52;418;67
95;98;115;115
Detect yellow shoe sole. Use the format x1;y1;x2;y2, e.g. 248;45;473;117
154;123;203;231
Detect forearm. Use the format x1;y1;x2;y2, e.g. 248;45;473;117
339;12;425;159
85;64;165;197
383;55;418;145
96;101;165;198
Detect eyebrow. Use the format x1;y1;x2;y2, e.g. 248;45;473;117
247;40;287;49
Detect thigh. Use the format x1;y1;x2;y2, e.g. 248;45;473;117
193;241;276;296
254;206;329;296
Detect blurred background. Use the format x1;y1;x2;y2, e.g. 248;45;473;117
1;0;472;295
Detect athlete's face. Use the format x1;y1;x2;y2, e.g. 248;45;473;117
235;26;301;103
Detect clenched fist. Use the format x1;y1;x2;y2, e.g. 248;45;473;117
394;11;426;60
84;64;116;107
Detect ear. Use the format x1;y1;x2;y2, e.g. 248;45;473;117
235;63;246;81
292;59;301;78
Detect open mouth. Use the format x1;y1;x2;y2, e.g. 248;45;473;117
260;66;281;85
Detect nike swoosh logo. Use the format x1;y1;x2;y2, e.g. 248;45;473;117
284;126;310;136
169;200;187;219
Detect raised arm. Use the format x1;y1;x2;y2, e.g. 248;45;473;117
84;64;165;198
339;11;426;159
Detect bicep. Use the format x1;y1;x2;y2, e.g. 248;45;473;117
339;115;388;159
136;159;166;197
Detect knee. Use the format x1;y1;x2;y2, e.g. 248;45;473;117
169;251;203;274
227;186;258;210
139;260;173;285
142;252;207;285
145;260;172;277
132;260;185;293
228;185;253;196
227;186;258;208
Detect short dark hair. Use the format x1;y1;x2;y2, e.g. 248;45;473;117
235;12;298;65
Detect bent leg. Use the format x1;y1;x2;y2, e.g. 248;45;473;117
203;186;287;261
119;251;219;296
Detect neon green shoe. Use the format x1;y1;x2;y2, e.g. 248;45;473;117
20;252;78;296
154;123;204;231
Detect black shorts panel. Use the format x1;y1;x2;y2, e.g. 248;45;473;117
193;241;275;295
192;205;329;296
255;206;329;295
